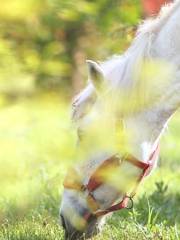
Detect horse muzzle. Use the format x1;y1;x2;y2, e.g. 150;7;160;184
60;213;99;240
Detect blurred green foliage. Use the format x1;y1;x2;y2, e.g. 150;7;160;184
0;0;141;96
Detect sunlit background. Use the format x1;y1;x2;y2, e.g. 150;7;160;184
0;0;179;239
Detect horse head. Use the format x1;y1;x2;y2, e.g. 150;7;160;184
60;1;180;239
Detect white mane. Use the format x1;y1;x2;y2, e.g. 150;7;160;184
100;33;152;89
138;0;178;34
100;0;179;88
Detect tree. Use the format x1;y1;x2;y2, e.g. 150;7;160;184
0;0;141;96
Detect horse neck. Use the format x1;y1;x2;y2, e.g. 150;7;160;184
113;2;180;162
123;109;167;162
134;1;180;161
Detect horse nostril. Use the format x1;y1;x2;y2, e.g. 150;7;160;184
60;214;69;239
60;214;66;230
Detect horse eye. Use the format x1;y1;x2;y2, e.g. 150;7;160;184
78;129;84;141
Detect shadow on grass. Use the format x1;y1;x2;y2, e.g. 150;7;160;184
111;181;180;227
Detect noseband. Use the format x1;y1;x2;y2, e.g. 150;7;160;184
63;145;159;221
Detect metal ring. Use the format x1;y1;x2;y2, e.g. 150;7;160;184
125;196;134;210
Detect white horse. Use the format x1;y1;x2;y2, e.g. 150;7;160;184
60;1;180;239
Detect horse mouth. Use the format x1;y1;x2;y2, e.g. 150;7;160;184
62;214;100;240
64;228;99;240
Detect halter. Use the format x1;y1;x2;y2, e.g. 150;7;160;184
63;145;159;221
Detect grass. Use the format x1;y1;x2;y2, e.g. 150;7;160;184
0;93;180;240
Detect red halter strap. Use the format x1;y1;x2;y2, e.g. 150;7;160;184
63;145;160;219
86;155;120;192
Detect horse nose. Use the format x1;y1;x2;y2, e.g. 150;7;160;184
60;214;84;240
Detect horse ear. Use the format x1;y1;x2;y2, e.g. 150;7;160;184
86;60;104;91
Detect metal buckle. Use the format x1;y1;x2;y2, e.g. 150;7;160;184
80;184;87;192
